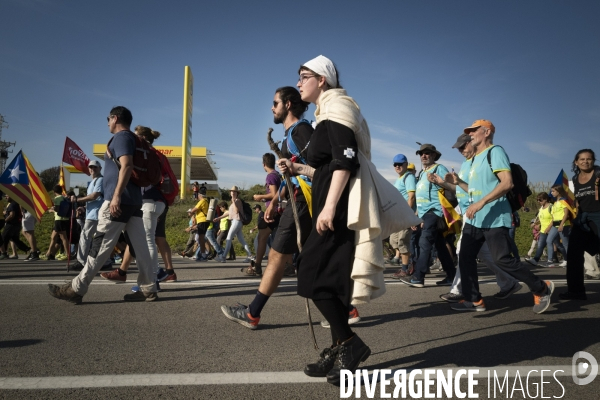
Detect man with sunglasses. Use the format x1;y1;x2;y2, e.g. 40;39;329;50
445;120;553;313
221;86;317;329
389;154;417;278
48;106;157;304
400;143;456;288
68;160;111;272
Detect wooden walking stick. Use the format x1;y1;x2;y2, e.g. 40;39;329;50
267;127;319;351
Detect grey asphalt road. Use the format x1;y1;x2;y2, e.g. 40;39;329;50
1;257;599;399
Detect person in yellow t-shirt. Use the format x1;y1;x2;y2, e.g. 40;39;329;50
42;185;71;261
546;185;573;267
189;190;209;261
526;192;558;267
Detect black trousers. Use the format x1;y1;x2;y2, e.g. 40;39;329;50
2;223;29;252
566;213;600;294
459;223;545;302
413;211;455;281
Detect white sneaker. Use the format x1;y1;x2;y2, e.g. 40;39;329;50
242;257;252;263
559;261;567;268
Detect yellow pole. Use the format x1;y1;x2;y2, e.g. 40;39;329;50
180;66;194;199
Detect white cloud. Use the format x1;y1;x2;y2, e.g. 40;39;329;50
525;141;561;158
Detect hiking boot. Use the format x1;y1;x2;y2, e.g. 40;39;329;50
163;272;178;282
525;258;538;267
436;277;453;286
391;269;409;279
124;290;158;302
48;282;82;304
399;276;424;288
100;269;126;283
8;254;18;260
558;291;587;300
440;292;465;303
326;334;371;386
493;282;523;299
321;308;361;328
451;299;486;311
304;346;338;377
283;262;296;277
220;303;260;330
532;280;554;314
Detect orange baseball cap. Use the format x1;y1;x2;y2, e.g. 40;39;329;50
464;119;495;134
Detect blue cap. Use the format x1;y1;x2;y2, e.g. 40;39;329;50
393;154;408;164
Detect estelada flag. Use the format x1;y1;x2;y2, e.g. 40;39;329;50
58;164;66;195
0;150;52;221
439;191;462;236
553;169;577;218
62;137;90;175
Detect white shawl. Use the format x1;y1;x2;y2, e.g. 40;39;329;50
315;89;423;304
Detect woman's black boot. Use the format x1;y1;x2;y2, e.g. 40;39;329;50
304;346;338;377
326;334;371;386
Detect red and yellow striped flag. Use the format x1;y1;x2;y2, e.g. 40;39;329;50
0;150;52;221
439;191;462;236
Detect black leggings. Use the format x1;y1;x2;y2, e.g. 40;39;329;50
313;297;353;346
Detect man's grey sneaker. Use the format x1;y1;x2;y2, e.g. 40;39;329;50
451;299;486;312
435;277;453;286
440;292;465;303
585;274;600;280
220;303;260;329
399;276;424;288
493;282;523;299
48;282;83;304
525;258;539;267
283;262;296;277
123;290;158;302
215;254;226;263
532;280;554;314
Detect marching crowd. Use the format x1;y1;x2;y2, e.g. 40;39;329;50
1;55;598;386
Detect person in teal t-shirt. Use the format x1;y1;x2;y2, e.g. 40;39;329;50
390;154;417;278
446;119;553;314
399;144;456;288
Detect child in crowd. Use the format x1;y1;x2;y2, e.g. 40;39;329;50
527;219;541;258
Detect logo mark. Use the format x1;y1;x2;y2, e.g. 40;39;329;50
572;351;598;385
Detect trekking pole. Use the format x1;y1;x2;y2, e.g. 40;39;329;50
267;127;318;351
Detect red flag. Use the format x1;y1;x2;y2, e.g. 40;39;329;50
62;137;90;175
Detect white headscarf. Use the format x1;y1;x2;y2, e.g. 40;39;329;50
302;55;338;88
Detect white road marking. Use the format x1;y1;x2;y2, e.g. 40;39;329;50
0;366;575;389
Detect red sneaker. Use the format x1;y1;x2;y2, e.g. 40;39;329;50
100;269;126;283
163;273;178;283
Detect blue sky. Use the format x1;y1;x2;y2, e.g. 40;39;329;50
1;0;598;190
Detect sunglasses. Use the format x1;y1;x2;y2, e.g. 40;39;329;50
393;163;403;167
272;100;280;107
